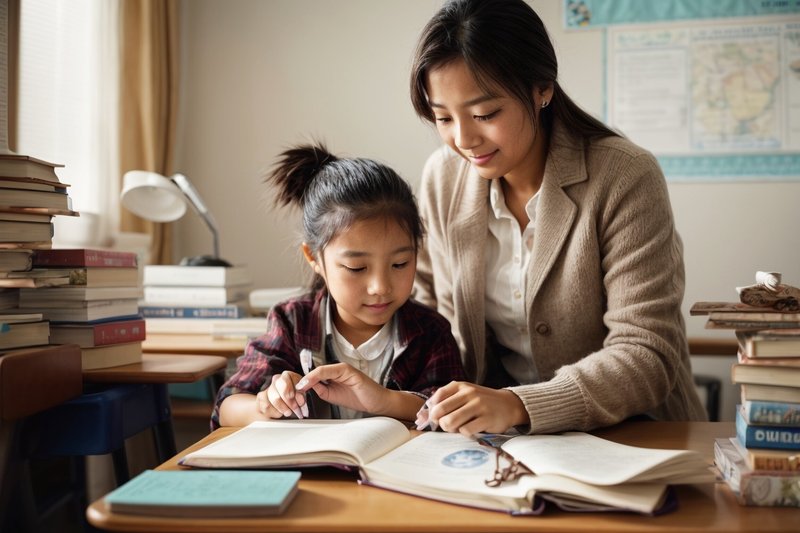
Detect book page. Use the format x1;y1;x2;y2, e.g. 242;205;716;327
181;417;410;469
361;432;534;512
362;433;668;514
502;432;713;485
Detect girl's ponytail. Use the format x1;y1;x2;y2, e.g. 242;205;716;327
267;142;338;207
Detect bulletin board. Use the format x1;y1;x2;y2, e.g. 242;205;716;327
563;0;800;181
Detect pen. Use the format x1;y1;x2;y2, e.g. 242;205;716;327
415;398;439;431
293;349;312;419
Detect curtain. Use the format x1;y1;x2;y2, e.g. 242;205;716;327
119;0;179;265
5;0;19;152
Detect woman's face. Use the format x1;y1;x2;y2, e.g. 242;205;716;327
425;58;549;185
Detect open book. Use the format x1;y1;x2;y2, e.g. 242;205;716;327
179;417;714;515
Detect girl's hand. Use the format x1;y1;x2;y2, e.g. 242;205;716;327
425;382;528;436
295;363;388;415
256;371;308;419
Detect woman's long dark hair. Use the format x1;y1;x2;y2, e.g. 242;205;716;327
410;0;618;141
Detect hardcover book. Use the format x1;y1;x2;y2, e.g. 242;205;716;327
142;285;250;306
0;318;49;351
0;249;33;271
49;318;146;348
0;187;71;210
19;286;142;303
0;220;53;243
736;405;800;451
731;356;800;388
0;269;70;288
21;299;141;323
0;153;63;182
104;469;300;518
729;435;800;472
32;248;139;268
741;384;800;405
143;265;252;287
742;400;800;427
138;303;249;319
144;317;265;338
0;176;64;192
179;417;712;515
714;437;800;507
80;341;142;370
736;329;800;358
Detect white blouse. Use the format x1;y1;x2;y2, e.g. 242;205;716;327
484;178;540;384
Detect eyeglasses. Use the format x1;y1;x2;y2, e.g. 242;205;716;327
477;435;535;487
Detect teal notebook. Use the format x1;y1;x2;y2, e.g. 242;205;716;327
105;469;301;517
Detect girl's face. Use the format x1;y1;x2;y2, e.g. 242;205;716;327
425;58;550;184
309;216;416;346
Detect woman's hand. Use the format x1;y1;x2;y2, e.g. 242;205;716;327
296;363;423;420
256;371;308;419
423;381;529;436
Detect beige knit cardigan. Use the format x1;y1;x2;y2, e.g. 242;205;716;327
413;123;707;434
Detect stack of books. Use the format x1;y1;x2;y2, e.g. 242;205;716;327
140;265;260;339
15;248;144;370
691;301;800;507
0;154;79;353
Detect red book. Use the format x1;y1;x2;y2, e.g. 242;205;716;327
32;248;138;268
49;318;146;348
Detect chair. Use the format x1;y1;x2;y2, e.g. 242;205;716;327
688;337;738;423
0;344;83;532
25;382;176;484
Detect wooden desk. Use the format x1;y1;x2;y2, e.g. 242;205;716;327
86;421;797;532
82;353;227;468
142;334;247;358
83;353;227;384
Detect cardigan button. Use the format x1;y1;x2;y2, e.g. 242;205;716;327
535;322;551;336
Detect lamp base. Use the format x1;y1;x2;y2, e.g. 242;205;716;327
179;255;233;267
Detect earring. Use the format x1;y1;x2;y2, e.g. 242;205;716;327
541;100;549;109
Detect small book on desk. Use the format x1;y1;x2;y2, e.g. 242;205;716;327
179;417;713;515
104;469;301;517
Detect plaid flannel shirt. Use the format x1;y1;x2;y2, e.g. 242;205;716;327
211;289;465;429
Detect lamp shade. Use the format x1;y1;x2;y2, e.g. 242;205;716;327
121;170;187;222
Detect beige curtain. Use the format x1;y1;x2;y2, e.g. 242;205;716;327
119;0;179;265
7;0;19;152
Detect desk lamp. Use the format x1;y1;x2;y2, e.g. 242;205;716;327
121;171;232;267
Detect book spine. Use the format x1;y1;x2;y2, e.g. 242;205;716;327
139;305;247;319
707;319;800;330
32;249;138;268
743;400;800;427
736;408;800;450
715;439;800;507
748;451;800;472
92;319;146;345
738;475;800;507
143;287;248;306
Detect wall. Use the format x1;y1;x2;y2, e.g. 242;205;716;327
175;0;800;421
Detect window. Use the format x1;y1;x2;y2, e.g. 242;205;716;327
17;0;120;246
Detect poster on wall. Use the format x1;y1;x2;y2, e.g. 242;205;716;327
564;0;800;181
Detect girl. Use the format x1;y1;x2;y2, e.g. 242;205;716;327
408;0;707;435
212;143;466;428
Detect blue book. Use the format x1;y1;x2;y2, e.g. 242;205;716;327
736;405;800;450
742;400;800;427
105;469;301;517
139;304;248;319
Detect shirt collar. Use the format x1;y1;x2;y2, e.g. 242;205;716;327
489;179;540;223
325;295;394;361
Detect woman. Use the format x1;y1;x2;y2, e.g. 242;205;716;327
410;0;707;435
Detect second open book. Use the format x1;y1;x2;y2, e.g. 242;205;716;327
179;417;714;515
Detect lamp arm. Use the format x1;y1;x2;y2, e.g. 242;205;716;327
171;173;222;259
